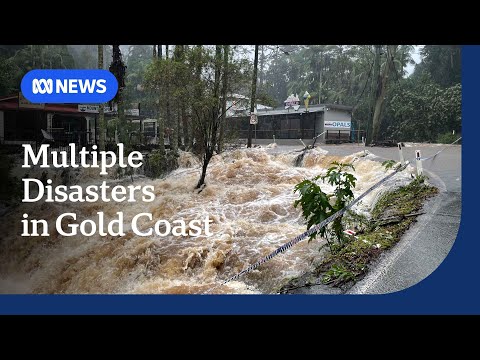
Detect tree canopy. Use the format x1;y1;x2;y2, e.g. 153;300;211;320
0;44;462;143
262;45;460;143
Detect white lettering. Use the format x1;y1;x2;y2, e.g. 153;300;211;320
96;79;107;93
56;213;78;236
155;220;171;237
68;79;78;93
108;212;125;236
56;79;68;93
128;151;143;168
22;178;44;202
22;144;49;168
80;219;96;236
132;213;153;236
79;79;96;93
189;220;202;236
172;220;187;237
205;216;213;236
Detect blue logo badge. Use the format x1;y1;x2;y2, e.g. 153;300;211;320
20;69;118;103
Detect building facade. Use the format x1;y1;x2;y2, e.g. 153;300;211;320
0;93;143;147
227;103;353;142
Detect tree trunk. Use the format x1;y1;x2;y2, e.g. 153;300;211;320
157;103;165;156
166;93;173;152
318;51;323;104
168;46;178;154
218;45;229;153
213;45;222;102
31;45;35;67
371;45;397;143
194;45;203;98
193;45;203;150
173;45;187;150
196;152;211;189
181;105;189;149
164;45;174;153
177;111;182;148
110;45;127;145
153;45;156;58
247;45;259;148
195;46;222;189
158;45;162;58
367;45;382;144
118;99;127;144
98;45;105;151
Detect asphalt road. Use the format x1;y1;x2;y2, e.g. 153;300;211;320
265;142;462;294
348;143;461;294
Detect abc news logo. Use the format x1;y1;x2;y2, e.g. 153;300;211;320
21;69;118;104
32;78;107;95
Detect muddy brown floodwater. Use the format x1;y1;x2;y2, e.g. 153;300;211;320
0;146;414;294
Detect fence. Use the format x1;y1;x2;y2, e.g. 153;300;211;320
320;129;366;144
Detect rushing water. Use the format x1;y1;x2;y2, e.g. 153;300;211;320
0;146;414;294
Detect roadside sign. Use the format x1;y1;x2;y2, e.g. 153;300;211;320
324;120;351;130
250;114;258;125
78;104;99;113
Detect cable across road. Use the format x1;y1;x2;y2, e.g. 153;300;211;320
203;160;410;294
417;137;462;162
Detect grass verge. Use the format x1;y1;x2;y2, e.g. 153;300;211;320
279;176;438;293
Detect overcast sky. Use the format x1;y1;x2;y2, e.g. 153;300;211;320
406;45;424;76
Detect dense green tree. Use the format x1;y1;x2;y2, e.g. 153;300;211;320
262;44;460;143
0;57;16;96
0;45;75;96
383;74;461;142
413;45;461;87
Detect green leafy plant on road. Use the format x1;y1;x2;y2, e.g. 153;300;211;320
293;162;357;252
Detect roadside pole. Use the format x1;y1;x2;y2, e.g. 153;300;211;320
398;143;405;165
416;150;423;176
250;113;258;146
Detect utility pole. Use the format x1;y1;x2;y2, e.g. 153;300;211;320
218;45;229;153
98;45;105;150
259;45;265;92
247;45;259;148
318;49;323;104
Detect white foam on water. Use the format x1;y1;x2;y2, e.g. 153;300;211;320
0;147;411;294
